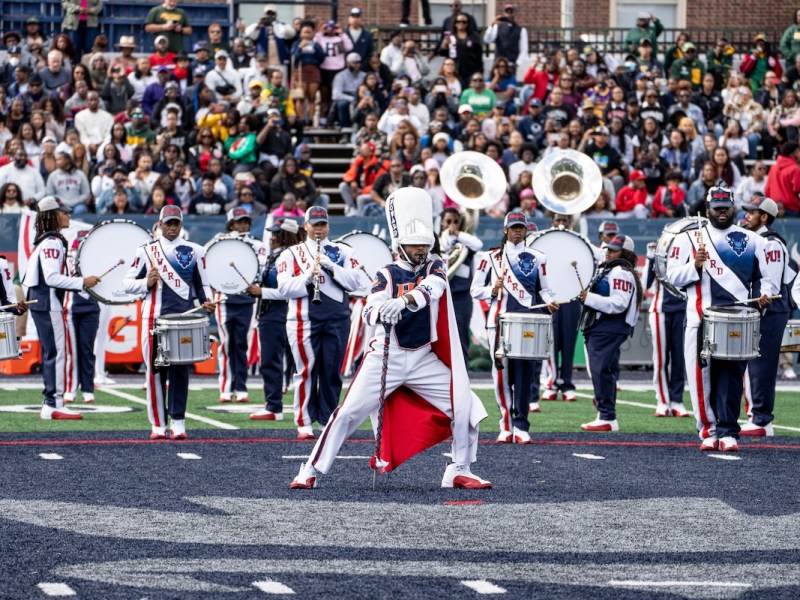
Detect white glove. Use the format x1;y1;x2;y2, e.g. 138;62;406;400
319;254;336;270
379;297;406;324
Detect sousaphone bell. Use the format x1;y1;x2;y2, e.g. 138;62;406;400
532;149;603;215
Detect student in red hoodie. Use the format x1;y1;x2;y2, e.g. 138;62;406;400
765;141;800;217
652;170;687;217
615;169;649;218
338;140;388;216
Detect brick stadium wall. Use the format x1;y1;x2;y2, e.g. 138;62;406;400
686;0;793;32
573;0;610;31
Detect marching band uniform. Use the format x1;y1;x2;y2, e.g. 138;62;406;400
277;206;363;439
742;197;794;437
667;188;776;452
250;218;295;421
208;208;266;404
579;235;640;431
471;210;554;443
22;197;96;420
123;205;212;440
0;256;22;315
290;187;491;489
63;232;100;404
645;243;688;417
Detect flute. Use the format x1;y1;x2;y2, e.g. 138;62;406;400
311;234;322;305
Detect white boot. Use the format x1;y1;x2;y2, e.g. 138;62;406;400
441;463;492;489
290;462;318;489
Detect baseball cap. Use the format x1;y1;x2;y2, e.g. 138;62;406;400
305;206;329;225
593;125;610;136
743;195;778;218
159;205;183;222
432;132;450;146
193;41;209;52
682;42;696;52
38;196;71;213
458;104;474;114
638;37;652;46
520;188;536;200
55;142;73;157
504;209;528;228
349;7;362;16
248;79;264;89
606;234;635;252
528;98;543;108
527;222;539;233
346;52;361;64
637;11;650;19
325;19;337;28
298;143;311;153
154;35;168;46
267;108;282;117
755;33;767;42
629;169;646;181
707;186;735;208
164;81;179;91
598;220;619;234
215;50;230;59
8;45;21;54
263;3;278;13
26;16;39;24
227;207;252;222
156;65;170;74
269;217;300;234
42;135;57;144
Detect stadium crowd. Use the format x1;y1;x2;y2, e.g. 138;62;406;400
1;2;800;222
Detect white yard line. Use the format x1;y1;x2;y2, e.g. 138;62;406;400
572;453;605;460
38;453;64;460
707;454;743;461
101;388;238;430
36;583;76;596
461;580;507;594
177;453;202;460
608;580;751;588
252;580;295;594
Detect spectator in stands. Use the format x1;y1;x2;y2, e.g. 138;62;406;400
144;0;193;54
767;89;800;145
542;88;574;130
24;17;49;54
189;173;227;215
740;34;782;93
189;42;214;76
582;125;625;193
669;42;704;91
378;96;422;138
712;146;741;189
439;13;482;89
46;147;90;213
0;148;45;206
314;20;352;127
224;115;259;174
331;53;365;129
719;120;750;171
624;12;664;56
290;20;325;125
156;106;188;149
128;57;156;103
244;5;293;76
109;36;138;76
460;72;496;120
705;37;734;90
486;58;517;113
207;22;229;55
226;183;267;215
204;51;242;105
354;111;388;157
634;38;662;79
74;91;113;156
365;158;409;215
263;69;296;123
0;182;25;214
39;50;70;96
96;167;141;213
86;53;107;88
651;170;686;217
482;3;528;69
152;81;190;130
765;142;800;217
39;136;58;178
340;141;385;216
345;8;375;66
757;70;781;111
149;35;177;70
142;66;170;116
100;65;135;115
735;161;768;210
440;0;477;41
269;155;319;209
693;73;725;137
677;117;704;163
615;168;648;218
204;156;235;200
352;73;388;128
780;8;800;64
438;57;462;99
256;108;292;171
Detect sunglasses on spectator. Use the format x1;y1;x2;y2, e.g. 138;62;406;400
455;19;467;24
240;191;254;196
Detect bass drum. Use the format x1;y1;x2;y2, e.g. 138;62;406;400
335;231;393;296
528;229;597;303
654;217;708;300
204;238;260;295
75;220;153;304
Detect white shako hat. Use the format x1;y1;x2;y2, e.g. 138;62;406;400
385;187;435;252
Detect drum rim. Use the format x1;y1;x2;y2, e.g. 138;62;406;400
703;306;760;317
528;228;597;302
204;236;260;293
74;219;153;305
334;230;391;248
0;312;16;322
157;313;211;323
499;312;553;322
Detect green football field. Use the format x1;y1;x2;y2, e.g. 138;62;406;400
1;386;799;437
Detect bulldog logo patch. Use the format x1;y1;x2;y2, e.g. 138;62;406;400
174;245;195;269
725;232;748;257
517;251;536;276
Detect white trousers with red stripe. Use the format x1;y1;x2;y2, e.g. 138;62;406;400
650;312;670;411
488;327;513;433
684;324;716;439
308;340;477;474
31;310;68;408
141;320;167;428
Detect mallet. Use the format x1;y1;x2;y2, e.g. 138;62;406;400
98;259;125;280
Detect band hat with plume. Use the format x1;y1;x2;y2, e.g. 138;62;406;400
384;187;435;251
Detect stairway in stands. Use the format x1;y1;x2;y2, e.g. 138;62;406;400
303;129;355;215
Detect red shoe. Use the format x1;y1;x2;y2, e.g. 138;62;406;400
41;405;83;420
442;463;492;489
562;390;577;402
512;428;534;444
719;436;739;452
699;437;719;451
250;409;284;421
235;394;249;404
541;389;558;401
297;428;316;441
581;418;619;432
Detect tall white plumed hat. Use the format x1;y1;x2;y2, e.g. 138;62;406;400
384;187;435;252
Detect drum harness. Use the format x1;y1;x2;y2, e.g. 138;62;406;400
256;249;285;318
578;259;636;335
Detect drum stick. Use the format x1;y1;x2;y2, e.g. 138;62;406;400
571;261;586;289
0;299;37;310
725;294;782;307
530;300;567;310
229;261;251;286
178;295;228;317
98;259;125;280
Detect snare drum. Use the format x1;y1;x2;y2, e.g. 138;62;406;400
153;314;210;367
654;217;708;300
498;313;552;360
204;238;260;295
335;231;393;296
0;312;19;361
781;319;800;351
701;307;760;360
528;229;597;303
75;220;153;304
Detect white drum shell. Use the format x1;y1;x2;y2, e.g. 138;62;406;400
654;217;708;300
335;232;393;296
781;319;800;352
0;312;19;361
529;229;596;303
499;313;552;360
153;314;210;366
702;307;760;360
205;238;259;295
75;220;153;304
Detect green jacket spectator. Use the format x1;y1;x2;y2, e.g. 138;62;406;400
670;42;705;90
780;10;800;63
144;0;192;54
624;13;664;56
705;40;734;89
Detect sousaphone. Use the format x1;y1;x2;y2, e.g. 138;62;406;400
532;149;603;215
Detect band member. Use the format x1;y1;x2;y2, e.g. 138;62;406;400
439;207;483;364
277;206;363;440
667;186;775;452
248;217;302;421
471;210;557;443
645;241;688;417
209;208;266;404
63;231;100;404
22;197;100;420
742;196;794;436
0;256;27;325
542;213;580;401
290;187;491;489
579;235;642;431
123;205;215;440
597;221;619;249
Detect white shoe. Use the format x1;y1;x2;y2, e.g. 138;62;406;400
63;392;75;404
290;462;318;489
782;367;797;380
580;416;619;432
297;426;315;440
40;405;83;420
83;393;95;403
562;389;577;402
234;392;249;403
700;436;719;451
740;421;774;437
150;426;167;440
441;463;492;489
719;436;739;452
528;402;541;413
249;409;284;421
94;375;116;385
495;430;512;443
654;405;669;417
541;389;558;401
170;419;188;440
512;427;533;444
670;403;690;417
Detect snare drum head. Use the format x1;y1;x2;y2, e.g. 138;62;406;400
336;232;393;293
76;220;153;304
530;230;596;303
205;238;259;294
